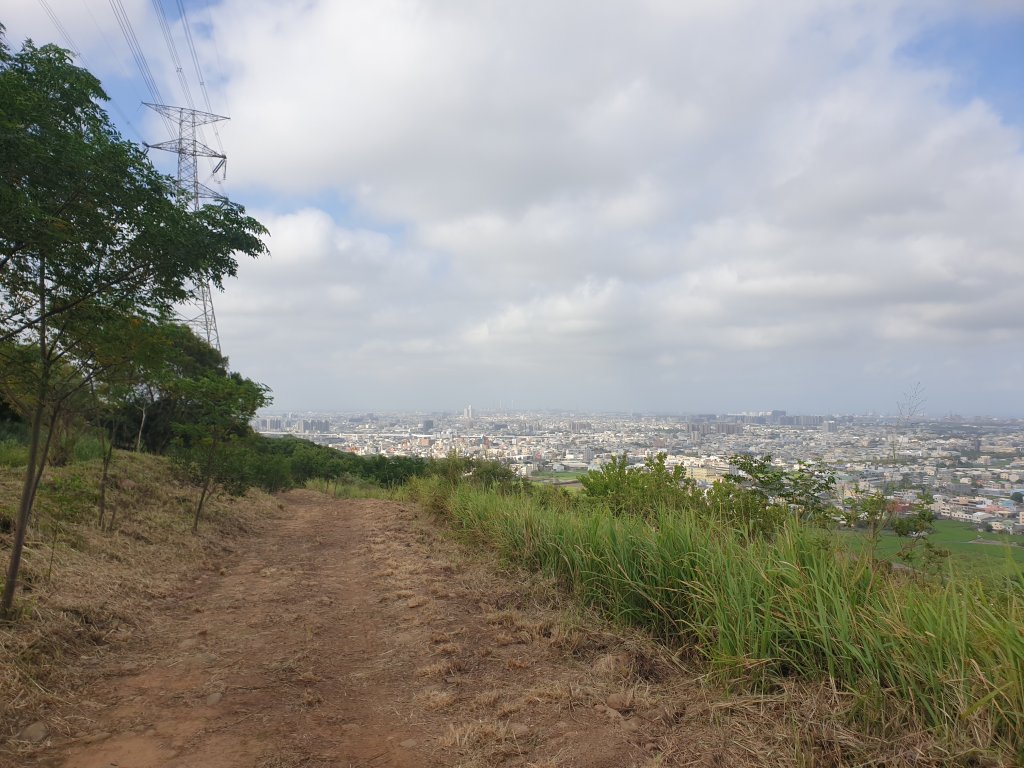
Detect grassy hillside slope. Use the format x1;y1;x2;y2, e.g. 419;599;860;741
0;451;279;747
405;476;1024;766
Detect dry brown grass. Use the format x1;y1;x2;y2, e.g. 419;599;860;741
414;688;458;711
0;451;279;755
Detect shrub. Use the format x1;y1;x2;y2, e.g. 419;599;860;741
578;452;696;518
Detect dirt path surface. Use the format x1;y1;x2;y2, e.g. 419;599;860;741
26;491;822;768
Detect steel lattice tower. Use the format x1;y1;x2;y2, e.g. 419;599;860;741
144;103;228;351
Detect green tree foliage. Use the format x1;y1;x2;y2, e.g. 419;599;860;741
83;314;197;528
171;373;270;532
0;32;268;615
574;453;837;539
0;38;266;343
890;494;949;574
726;454;836;523
247;436;430;490
840;490;896;563
110;320;229;454
703;479;790;540
579;453;695;518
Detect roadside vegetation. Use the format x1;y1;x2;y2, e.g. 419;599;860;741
0;450;280;749
362;454;1024;766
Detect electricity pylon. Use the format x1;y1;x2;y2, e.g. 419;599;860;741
144;103;228;351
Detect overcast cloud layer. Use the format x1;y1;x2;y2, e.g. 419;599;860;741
7;1;1024;415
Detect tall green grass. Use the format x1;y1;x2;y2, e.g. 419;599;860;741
72;432;106;463
0;438;27;467
408;476;1024;760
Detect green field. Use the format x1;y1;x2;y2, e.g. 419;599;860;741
530;470;584;485
839;519;1024;578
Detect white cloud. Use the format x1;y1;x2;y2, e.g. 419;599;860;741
5;0;1024;412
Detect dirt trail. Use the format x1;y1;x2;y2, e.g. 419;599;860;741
26;491;816;768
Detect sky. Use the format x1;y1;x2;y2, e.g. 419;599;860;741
5;0;1024;416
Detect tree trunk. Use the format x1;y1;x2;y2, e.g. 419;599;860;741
1;395;47;616
2;266;48;617
106;427;121;532
27;404;60;528
135;401;147;452
193;477;212;534
192;439;219;534
98;424;115;529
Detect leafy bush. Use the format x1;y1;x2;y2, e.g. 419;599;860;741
72;432;106;463
254;437;429;489
578;452;696;518
725;453;836;523
703;479;790;539
406;474;452;515
425;452;526;493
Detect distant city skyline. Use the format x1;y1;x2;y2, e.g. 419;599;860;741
6;2;1024;416
256;405;1024;423
248;410;1024;533
256;400;1024;420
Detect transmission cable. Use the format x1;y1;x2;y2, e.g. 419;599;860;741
108;0;175;136
176;0;225;156
35;0;146;143
151;0;196;110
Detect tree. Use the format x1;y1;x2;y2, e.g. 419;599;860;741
171;373;270;533
852;491;893;562
887;383;925;465
0;33;269;616
109;320;228;454
579;452;694;518
1011;491;1023;504
84;314;187;529
726;454;836;523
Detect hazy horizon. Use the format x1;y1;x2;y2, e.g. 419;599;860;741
255;403;1024;422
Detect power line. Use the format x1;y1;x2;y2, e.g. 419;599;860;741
35;0;145;144
37;0;81;57
108;0;161;102
203;1;229;110
108;0;174;135
151;0;196;110
176;0;224;155
39;0;237;352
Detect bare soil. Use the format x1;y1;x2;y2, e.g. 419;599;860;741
9;490;906;767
